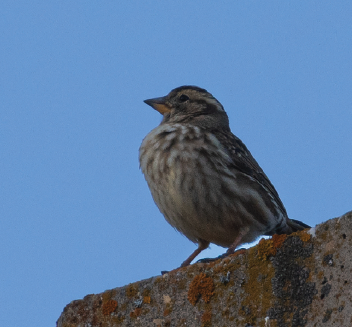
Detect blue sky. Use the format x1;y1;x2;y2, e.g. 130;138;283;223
0;1;351;326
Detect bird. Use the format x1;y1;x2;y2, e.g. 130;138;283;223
139;85;310;267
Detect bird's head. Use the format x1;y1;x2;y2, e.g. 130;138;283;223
144;86;230;130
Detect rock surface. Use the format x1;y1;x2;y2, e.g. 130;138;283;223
57;212;351;327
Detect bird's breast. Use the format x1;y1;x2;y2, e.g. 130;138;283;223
139;123;283;246
139;124;233;193
139;124;239;239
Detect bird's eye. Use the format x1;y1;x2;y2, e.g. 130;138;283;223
179;94;189;102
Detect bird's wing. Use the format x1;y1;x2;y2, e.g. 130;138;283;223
212;129;288;217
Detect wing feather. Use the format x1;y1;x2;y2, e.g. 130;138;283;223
212;129;288;218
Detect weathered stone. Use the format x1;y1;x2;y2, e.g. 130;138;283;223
57;212;351;327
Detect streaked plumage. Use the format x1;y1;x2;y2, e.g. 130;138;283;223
139;86;310;267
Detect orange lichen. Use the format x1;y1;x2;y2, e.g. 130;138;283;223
102;290;116;302
272;234;287;248
201;311;212;326
257;234;287;260
164;306;172;316
102;299;118;315
143;296;151;304
257;238;277;260
126;284;138;298
187;273;214;305
300;231;311;242
129;308;141;318
239;246;276;322
292;229;311;243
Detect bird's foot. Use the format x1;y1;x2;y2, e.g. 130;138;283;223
196;253;227;264
196;248;247;264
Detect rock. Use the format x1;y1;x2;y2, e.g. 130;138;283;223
57;212;351;327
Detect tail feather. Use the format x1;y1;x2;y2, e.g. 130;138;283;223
264;218;311;236
288;218;311;232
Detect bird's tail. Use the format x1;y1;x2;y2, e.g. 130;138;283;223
287;218;311;232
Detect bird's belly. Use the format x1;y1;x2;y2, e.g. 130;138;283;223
147;160;280;247
139;125;284;248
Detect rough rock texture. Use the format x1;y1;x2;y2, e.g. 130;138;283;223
57;212;351;327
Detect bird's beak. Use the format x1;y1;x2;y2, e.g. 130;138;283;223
144;96;171;114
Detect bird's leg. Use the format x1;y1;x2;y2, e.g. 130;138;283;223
225;226;250;255
180;239;209;267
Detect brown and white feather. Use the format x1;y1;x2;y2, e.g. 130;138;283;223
139;85;310;266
